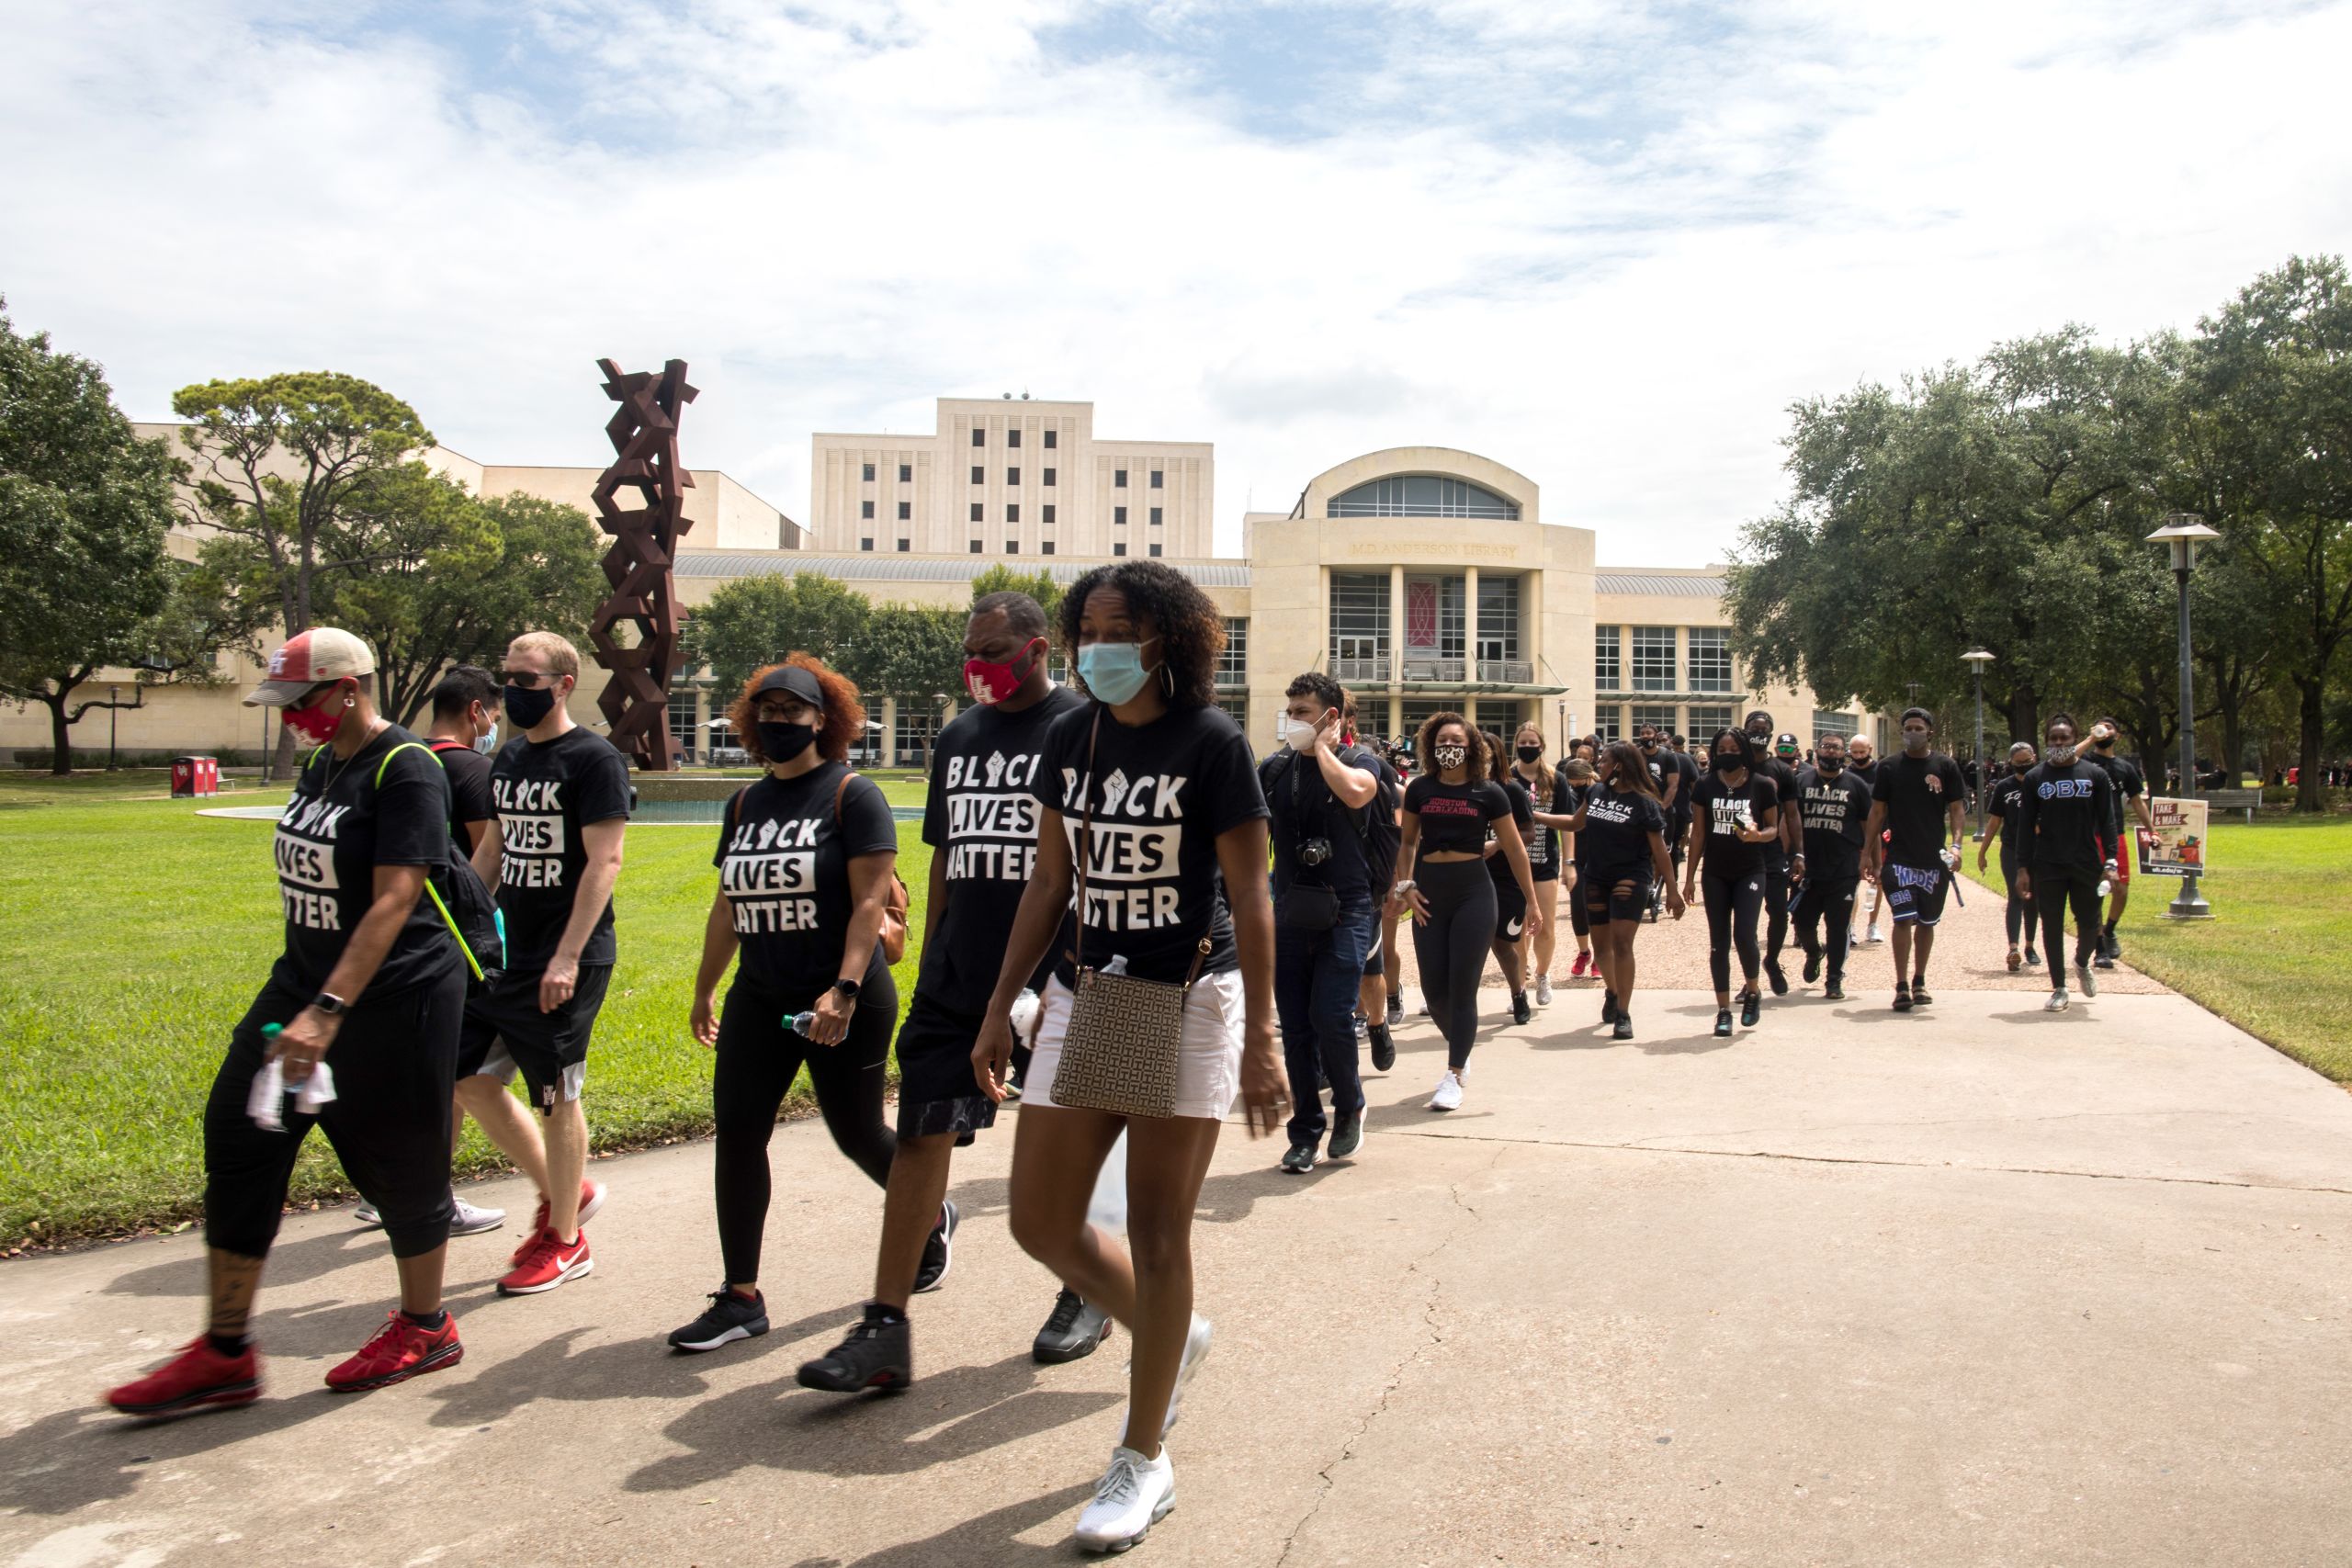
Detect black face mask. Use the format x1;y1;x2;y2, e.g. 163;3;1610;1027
1714;750;1746;771
1817;755;1845;773
503;683;557;730
757;720;817;762
1516;744;1542;764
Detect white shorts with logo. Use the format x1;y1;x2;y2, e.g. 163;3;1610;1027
1023;969;1247;1122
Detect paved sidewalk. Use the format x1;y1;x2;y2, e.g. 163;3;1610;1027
5;887;2349;1566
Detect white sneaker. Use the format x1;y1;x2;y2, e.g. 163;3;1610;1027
450;1197;506;1235
2046;988;2071;1012
2075;961;2098;998
1534;974;1554;1006
1864;927;1883;945
1073;1446;1175;1553
1427;1069;1464;1112
1161;1314;1213;1438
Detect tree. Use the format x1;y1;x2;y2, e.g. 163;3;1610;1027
855;604;968;704
0;300;188;772
683;570;870;695
969;563;1063;624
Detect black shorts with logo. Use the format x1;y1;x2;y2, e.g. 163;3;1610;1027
893;989;997;1141
1879;860;1951;927
457;963;613;1110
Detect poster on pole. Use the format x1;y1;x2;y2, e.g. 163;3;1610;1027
2138;797;2209;878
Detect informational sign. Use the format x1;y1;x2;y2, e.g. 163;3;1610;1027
2138;796;2209;878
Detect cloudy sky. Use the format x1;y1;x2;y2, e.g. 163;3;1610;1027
7;0;2350;564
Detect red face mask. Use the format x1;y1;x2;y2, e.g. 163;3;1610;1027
282;683;348;744
963;637;1046;705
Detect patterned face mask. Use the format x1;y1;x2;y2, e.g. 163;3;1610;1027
1434;743;1467;771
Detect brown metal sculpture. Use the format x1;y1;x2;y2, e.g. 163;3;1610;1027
588;357;697;771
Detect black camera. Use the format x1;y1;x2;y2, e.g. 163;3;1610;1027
1298;837;1333;868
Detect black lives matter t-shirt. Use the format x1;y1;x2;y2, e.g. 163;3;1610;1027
1691;771;1780;879
717;761;899;998
1036;702;1267;987
1403;775;1510;856
273;725;458;998
490;727;633;972
429;739;496;853
1508;769;1555;869
1578;784;1668;876
921;684;1087;1016
1870;750;1966;866
1793;766;1872;878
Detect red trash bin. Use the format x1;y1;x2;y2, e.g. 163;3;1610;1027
173;756;219;798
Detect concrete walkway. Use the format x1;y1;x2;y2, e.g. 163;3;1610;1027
6;889;2350;1567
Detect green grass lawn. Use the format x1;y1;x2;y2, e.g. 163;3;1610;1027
1963;813;2352;1082
0;784;935;1243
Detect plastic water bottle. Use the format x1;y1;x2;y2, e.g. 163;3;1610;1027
788;1011;818;1037
2098;860;2115;898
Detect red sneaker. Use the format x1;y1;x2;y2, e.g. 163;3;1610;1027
106;1338;260;1418
326;1311;463;1393
1570;952;1590;979
499;1226;593;1295
527;1179;606;1240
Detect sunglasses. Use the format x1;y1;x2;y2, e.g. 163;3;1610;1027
500;670;557;687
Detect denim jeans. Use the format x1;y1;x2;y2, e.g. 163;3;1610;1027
1274;891;1374;1148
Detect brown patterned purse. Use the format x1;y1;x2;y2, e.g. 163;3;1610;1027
1050;709;1212;1119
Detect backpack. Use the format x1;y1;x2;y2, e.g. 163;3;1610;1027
724;771;910;965
309;741;506;985
1261;744;1402;884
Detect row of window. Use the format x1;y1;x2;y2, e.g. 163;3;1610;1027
970;427;1057;449
1593;626;1734;694
1588;705;1738;744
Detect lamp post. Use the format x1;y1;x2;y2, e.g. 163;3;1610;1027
1961;649;1994;834
107;684;119;772
2147;515;2222;919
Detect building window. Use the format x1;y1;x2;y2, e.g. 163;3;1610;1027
897;538;910;552
899;463;911;482
1329;475;1519;520
1400;699;1448;746
1042;540;1055;556
861;462;875;482
1007;540;1020;554
1632;704;1679;736
1476;574;1521;668
1044;429;1057;449
971;428;985;447
1114;468;1128;488
1114;505;1127;525
1217;618;1248;687
1149;543;1162;558
1042;503;1056;525
897;501;910;520
1149;469;1163;489
1007;467;1020;485
1149;507;1162;525
860;500;874;519
1007;503;1020;523
1688;626;1733;694
969;502;984;523
970;465;984;484
1688;705;1736;739
1811;708;1857;742
860;537;874;551
1595;626;1621;691
1632;626;1678;693
970;539;983;553
1592;705;1622;743
894;705;942;765
1007;429;1021;448
1329;572;1391;672
669;687;701;759
1043;467;1056;486
1114;542;1126;557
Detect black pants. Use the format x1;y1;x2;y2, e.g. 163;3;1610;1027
1791;871;1859;984
712;960;897;1283
1999;842;2030;945
1701;866;1764;995
205;966;465;1260
1760;847;1791;963
1410;859;1496;1071
1566;871;1590;939
1276;893;1375;1146
2033;864;2104;987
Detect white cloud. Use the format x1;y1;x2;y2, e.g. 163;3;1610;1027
4;0;2348;566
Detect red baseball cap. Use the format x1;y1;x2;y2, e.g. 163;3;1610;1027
245;627;375;707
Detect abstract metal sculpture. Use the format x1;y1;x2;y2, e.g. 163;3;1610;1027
588;357;697;771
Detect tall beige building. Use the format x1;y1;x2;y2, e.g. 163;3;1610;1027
809;398;1211;559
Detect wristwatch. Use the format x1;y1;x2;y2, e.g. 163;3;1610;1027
832;977;863;1001
312;992;348;1017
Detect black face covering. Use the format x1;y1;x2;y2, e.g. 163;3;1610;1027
1817;755;1845;773
1516;744;1542;764
503;682;557;730
757;720;817;762
1714;750;1746;772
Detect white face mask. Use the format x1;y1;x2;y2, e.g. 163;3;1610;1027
1281;711;1325;752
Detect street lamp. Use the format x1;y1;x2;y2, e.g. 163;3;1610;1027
1961;649;1994;834
2146;514;2222;919
107;684;120;772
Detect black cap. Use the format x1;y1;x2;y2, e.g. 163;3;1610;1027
1775;731;1801;754
751;664;825;710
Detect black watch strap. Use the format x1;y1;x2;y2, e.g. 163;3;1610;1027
313;992;348;1017
833;977;862;1000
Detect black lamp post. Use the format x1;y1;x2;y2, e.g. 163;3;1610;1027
1961;649;1993;833
2146;515;2221;919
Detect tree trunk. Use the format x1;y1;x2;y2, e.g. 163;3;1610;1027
43;691;73;775
2295;675;2328;812
2006;683;2040;748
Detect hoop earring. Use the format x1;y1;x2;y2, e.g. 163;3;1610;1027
1159;663;1174;696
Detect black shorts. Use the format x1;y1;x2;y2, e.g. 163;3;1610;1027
1583;864;1653;925
1363;926;1385;980
1880;861;1951;927
1531;851;1561;884
1492;874;1528;942
458;963;613;1110
893;989;998;1141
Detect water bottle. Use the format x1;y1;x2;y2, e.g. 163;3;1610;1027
2098;860;2115;898
788;1010;818;1037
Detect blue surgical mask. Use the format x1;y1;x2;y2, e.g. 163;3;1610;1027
473;720;499;755
1077;637;1159;705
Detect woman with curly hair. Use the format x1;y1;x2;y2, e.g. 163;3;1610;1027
1553;739;1685;1039
665;656;906;1358
972;559;1282;1553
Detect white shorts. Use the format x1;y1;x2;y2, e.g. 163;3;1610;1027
1023;969;1247;1122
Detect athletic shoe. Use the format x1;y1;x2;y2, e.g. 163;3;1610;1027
1329;1111;1363;1159
356;1194;501;1234
797;1311;912;1393
1570;952;1591;979
1764;958;1790;997
1739;991;1761;1029
2046;987;2071;1012
1600;989;1620;1025
668;1287;769;1352
1823;981;1846;1001
1534;974;1554;1006
2103;928;2122;961
106;1338;260;1418
1368;1025;1396;1073
1352;1011;1368;1040
913;1200;958;1294
2094;952;2116;971
1893;985;1913;1013
527;1179;606;1239
497;1226;593;1295
1911;984;1933;1008
2006;948;2021;974
1611;1014;1634;1041
1713;1009;1733;1039
1072;1445;1176;1553
2025;945;2041;967
1803;947;1824;985
1280;1143;1317;1175
1427;1070;1464;1111
2075;960;2098;998
1159;1313;1214;1436
1419;998;1432;1017
1511;991;1532;1026
1034;1288;1112;1364
324;1311;463;1393
1385;992;1403;1027
1865;926;1883;946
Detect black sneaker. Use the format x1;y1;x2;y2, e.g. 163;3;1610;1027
1386;993;1403;1027
1612;1014;1634;1040
1824;980;1846;1001
1764;958;1790;997
912;1200;958;1294
797;1310;911;1393
1740;990;1761;1028
1713;1009;1734;1039
1033;1288;1112;1365
1802;947;1823;985
2025;945;2041;967
1511;990;1532;1025
2103;928;2122;961
668;1286;770;1353
1369;1024;1396;1073
1280;1143;1317;1175
1894;984;1913;1013
1329;1111;1363;1159
1600;989;1620;1025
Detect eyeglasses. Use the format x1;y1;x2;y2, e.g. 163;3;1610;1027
500;670;555;687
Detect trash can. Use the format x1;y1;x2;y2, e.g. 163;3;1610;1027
173;756;220;797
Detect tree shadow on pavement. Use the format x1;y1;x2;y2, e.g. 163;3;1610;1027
786;1482;1098;1567
627;1351;1118;1493
0;1382;341;1517
103;1224;393;1300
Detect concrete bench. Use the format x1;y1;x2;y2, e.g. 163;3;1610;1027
2203;787;2260;823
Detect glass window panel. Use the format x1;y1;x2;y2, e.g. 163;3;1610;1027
1594;626;1621;691
1688;626;1733;694
1217;618;1248;686
1327;573;1391;666
1631;626;1678;693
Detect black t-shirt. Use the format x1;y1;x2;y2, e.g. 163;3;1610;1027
1870;750;1966;866
2016;758;2115;872
2087;751;2144;839
1404;775;1510;857
1487;777;1537;885
1508;767;1556;869
1362;750;1403;893
1577;783;1668;874
1262;742;1382;900
1986;773;2030;848
717;761;899;997
1848;759;1879;793
489;727;634;972
920;685;1088;1016
1553;775;1587;868
1668;750;1700;818
1037;702;1266;986
273;725;458;999
1691;770;1780;879
1793;766;1872;877
429;739;496;853
1752;756;1799;857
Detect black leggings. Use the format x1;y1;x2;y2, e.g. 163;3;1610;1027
1701;866;1764;996
1760;848;1791;963
2033;864;2104;987
1791;873;1858;983
206;967;464;1260
1411;858;1496;1071
1999;842;2030;944
713;960;897;1283
1566;872;1591;939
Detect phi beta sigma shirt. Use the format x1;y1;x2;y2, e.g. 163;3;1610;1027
716;761;899;998
1036;701;1268;987
920;684;1088;1017
273;724;458;998
489;727;633;972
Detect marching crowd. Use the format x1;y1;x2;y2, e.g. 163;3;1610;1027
101;562;2154;1554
